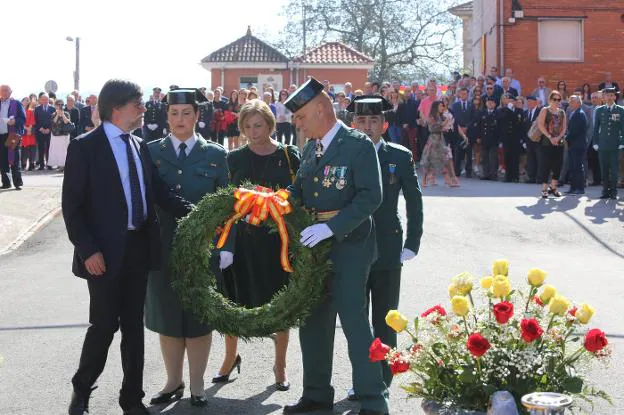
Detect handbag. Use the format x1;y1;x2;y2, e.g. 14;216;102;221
4;132;19;150
61;121;76;134
528;119;542;143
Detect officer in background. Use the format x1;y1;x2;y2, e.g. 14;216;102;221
497;93;522;183
593;87;624;199
346;96;423;392
144;87;168;141
479;96;500;180
196;88;213;139
283;78;389;415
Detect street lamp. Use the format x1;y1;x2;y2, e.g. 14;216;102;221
66;36;80;91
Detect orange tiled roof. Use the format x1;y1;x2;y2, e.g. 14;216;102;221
293;41;374;65
201;27;288;63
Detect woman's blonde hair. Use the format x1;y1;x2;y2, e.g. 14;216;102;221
238;99;276;136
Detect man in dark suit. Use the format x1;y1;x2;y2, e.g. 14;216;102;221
523;96;541;183
80;94;98;134
500;76;519;99
451;87;477;178
497;94;522;182
564;95;588;194
34;93;55;170
347;95;423;390
598;72;620;97
402;86;420;161
0;84;26;189
62;79;193;415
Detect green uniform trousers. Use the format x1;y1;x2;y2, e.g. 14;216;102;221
366;267;402;386
599;150;620;196
300;240;389;412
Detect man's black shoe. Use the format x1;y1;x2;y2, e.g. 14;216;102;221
68;392;89;415
347;388;358;401
610;194;618;200
359;410;389;415
37;166;44;170
283;397;333;414
123;403;149;415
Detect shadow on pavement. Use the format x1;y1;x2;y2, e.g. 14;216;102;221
515;196;582;219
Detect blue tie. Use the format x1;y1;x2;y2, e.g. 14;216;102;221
178;142;187;163
120;134;144;229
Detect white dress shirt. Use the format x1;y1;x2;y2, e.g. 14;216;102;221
169;133;197;157
103;121;147;230
318;120;344;154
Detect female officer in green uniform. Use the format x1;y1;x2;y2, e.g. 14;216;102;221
145;88;230;407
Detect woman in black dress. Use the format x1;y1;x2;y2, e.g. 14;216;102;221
226;90;240;150
214;99;301;391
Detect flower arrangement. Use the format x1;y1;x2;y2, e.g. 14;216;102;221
369;260;612;412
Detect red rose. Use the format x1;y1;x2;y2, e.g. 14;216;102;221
421;305;447;317
369;337;391;362
520;318;544;343
584;329;608;353
493;301;514;324
533;295;544;306
466;333;491;358
389;356;410;374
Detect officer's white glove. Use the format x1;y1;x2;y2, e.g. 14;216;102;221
147;124;157;131
163;128;167;135
619;145;624;150
198;121;206;128
498;143;503;149
522;142;527;149
593;144;599;151
219;251;234;269
400;248;416;263
300;224;333;247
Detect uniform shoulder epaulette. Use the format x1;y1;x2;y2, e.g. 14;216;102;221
386;141;412;157
146;137;165;149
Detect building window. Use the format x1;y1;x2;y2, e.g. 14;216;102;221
240;76;258;89
538;19;584;62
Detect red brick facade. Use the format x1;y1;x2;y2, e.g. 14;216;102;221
491;1;624;94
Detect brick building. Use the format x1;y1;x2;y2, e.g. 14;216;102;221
450;0;624;95
200;27;374;94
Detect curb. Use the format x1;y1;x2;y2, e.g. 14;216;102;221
0;205;62;256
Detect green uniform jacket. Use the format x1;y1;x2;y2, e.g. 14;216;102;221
593;104;624;151
372;140;423;271
145;134;229;337
289;124;382;244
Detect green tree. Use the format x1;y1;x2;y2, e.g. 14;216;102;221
272;0;462;82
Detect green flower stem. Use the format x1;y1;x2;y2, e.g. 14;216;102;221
404;327;418;343
468;292;478;324
538;314;557;353
462;316;470;335
546;314;556;332
525;286;536;312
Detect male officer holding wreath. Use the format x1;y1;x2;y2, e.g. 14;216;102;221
347;95;423;392
284;78;389;415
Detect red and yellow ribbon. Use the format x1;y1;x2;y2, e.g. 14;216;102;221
216;186;294;272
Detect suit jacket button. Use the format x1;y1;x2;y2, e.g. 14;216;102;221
314;192;319;197
313;177;319;182
177;169;183;175
175;184;181;190
395;229;399;233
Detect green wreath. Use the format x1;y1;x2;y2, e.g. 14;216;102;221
170;184;332;339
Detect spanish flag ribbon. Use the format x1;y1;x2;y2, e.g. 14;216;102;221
216;186;294;272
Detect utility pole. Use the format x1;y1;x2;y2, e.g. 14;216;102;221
66;36;81;90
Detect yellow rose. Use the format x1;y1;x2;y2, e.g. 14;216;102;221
527;268;547;287
491;275;511;299
480;276;493;289
548;295;571;315
576;303;595;324
539;285;557;303
385;310;409;333
492;259;509;277
448;283;460;298
451;296;470;316
452;272;474;295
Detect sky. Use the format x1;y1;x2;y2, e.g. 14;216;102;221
4;0;289;100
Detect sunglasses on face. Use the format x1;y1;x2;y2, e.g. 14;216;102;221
551;98;561;102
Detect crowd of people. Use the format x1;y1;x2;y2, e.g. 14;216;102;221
59;78;422;415
2;68;623;199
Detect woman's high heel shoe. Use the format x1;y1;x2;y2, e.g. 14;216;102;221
212;355;242;383
190;394;208;407
149;382;184;405
273;366;290;391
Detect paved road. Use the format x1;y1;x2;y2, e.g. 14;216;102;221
0;176;622;414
